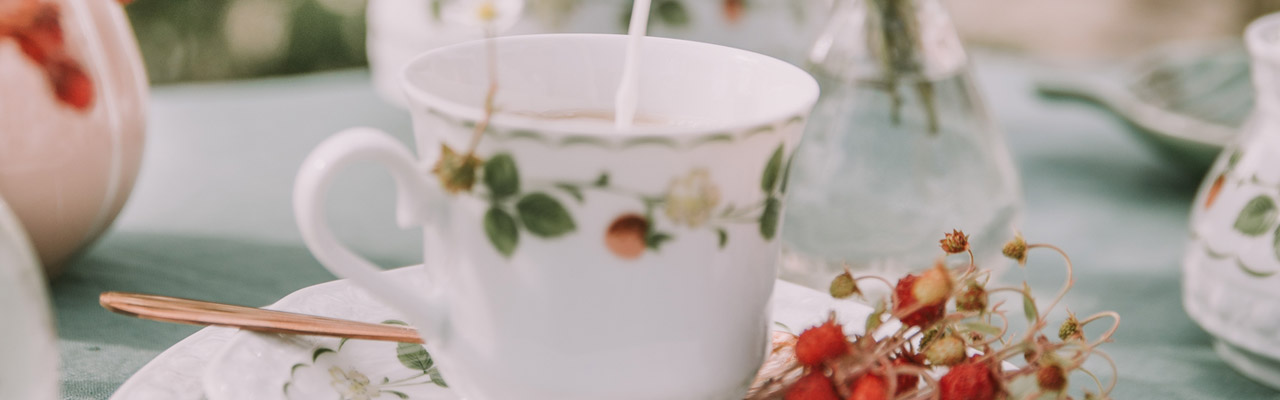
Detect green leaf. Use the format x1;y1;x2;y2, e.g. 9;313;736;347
1021;283;1038;322
773;321;792;333
381;319;409;326
555;183;584;203
312;348;334;362
716;228;728;249
429;367;449;387
655;0;690;26
516;193;576;238
483;153;520;200
646;231;674;250
761;144;784;192
961;321;1003;336
386;390;410;399
1234;195;1278;236
759;196;782;240
396;342;434;373
865;299;886;333
594;172;610;187
484;207;519;257
338;337;350;350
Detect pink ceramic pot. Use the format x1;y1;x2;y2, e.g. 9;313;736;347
0;0;147;276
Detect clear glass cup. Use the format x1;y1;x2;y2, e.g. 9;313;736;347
779;0;1022;291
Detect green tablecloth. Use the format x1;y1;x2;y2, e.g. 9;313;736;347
52;54;1279;399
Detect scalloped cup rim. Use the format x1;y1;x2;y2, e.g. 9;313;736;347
399;33;820;139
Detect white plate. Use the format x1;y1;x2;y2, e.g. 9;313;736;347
0;195;59;400
202;266;877;400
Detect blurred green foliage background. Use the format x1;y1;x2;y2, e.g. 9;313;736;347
124;0;368;83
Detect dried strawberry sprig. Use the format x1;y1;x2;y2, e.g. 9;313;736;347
746;230;1121;400
0;0;102;111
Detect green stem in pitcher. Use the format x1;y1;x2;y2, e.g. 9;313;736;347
867;0;940;135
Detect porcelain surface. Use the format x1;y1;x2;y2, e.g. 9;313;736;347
0;195;59;400
0;0;148;274
204;267;875;400
1183;11;1280;390
295;34;817;400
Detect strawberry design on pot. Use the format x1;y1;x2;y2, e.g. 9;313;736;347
1;1;94;111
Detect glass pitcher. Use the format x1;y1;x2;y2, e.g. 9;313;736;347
780;0;1022;290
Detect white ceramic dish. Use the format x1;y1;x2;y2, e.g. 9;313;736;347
202;266;875;400
111;266;871;400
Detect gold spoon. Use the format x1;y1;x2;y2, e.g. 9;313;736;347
98;291;423;343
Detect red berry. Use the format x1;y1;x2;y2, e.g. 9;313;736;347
938;359;1000;400
893;274;945;328
846;374;887;400
46;58;94;110
786;370;839;400
1036;364;1066;392
891;358;920;394
795;318;848;366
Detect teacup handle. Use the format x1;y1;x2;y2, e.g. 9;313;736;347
293;127;447;339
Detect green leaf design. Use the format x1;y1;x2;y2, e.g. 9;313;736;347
395;342;434;373
716;228;728;249
655;0;690;26
761;144;784;192
555;183;584;203
516;193;576;238
1021;283;1038;322
779;151;794;194
312;348;334;362
646;231;674;250
594;172;610;187
484;207;519;257
428;0;442;20
1273;224;1280;263
1234;195;1278;236
386;390;410;399
429;367;449;387
759;196;782;240
483;153;520;200
381;319;409;326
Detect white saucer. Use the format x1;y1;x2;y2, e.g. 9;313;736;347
201;265;877;400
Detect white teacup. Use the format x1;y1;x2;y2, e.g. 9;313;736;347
294;34;817;400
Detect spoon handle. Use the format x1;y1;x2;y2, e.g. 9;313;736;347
99;291;423;344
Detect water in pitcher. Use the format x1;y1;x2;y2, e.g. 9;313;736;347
780;67;1021;290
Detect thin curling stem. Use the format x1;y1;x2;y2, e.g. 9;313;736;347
1080;311;1121;349
1027;244;1074;322
466;25;499;155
